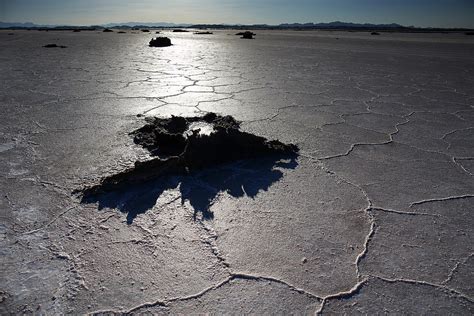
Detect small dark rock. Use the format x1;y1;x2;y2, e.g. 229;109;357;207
194;31;213;35
7;33;14;35
155;31;161;34
236;31;255;36
371;32;380;35
103;28;114;33
465;31;474;35
172;29;189;32
241;31;255;39
149;37;172;47
43;44;67;48
141;29;150;32
73;29;81;32
117;31;126;34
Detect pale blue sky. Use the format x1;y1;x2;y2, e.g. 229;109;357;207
1;0;473;28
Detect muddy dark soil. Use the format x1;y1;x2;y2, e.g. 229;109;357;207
43;43;67;48
80;113;298;197
149;37;172;47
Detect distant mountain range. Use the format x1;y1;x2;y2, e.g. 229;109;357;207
0;21;192;28
279;21;407;28
0;22;45;28
102;22;192;28
0;21;471;31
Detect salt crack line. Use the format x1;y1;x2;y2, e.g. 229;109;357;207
372;207;441;217
441;253;474;285
89;272;323;315
316;279;367;314
372;275;474;303
22;206;77;235
409;194;474;207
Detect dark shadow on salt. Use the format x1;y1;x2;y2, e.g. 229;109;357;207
83;154;297;224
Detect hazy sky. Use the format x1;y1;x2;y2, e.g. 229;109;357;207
1;0;474;28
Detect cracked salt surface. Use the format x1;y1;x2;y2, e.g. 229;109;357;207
0;29;473;314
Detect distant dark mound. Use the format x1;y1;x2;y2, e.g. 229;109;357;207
141;29;150;32
103;28;114;33
43;43;67;48
194;31;213;35
241;31;255;39
79;113;298;198
371;32;380;35
236;31;255;36
465;32;474;35
155;31;161;34
149;37;172;47
73;30;81;32
117;31;126;34
173;29;189;32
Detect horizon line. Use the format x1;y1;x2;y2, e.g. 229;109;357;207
3;20;471;30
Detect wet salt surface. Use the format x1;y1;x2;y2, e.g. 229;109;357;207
0;29;473;314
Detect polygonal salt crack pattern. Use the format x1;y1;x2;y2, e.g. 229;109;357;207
0;30;473;314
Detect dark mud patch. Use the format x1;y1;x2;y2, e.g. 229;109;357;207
43;43;67;48
78;113;298;223
236;31;255;39
149;37;172;47
236;31;255;36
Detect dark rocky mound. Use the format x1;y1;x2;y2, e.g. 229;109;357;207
240;31;255;39
117;31;126;34
371;32;380;35
73;29;81;32
103;28;114;32
155;31;161;34
141;29;150;32
43;43;67;48
80;113;298;197
173;29;189;32
149;37;172;47
465;32;474;35
194;31;213;35
236;31;255;36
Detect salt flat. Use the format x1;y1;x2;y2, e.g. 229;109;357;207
0;29;473;314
